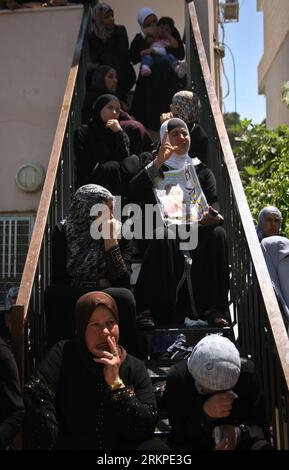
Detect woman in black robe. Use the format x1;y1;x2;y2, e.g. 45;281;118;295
81;65;153;155
130;8;185;131
88;3;135;101
48;184;137;353
24;291;160;450
74;94;140;196
129;118;230;327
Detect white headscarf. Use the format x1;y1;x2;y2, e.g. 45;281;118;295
160;118;200;170
137;7;156;34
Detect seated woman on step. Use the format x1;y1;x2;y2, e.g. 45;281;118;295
128;118;230;328
50;184;137;354
74;94;141;196
257;205;289;326
81;65;153;155
24;291;163;450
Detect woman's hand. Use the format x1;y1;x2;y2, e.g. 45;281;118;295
154;130;178;169
214;425;238;451
199;206;222;226
160;112;173;124
106;119;122;133
102;217;121;249
203;392;236;419
93;336;124;388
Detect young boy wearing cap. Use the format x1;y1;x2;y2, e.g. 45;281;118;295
164;334;272;450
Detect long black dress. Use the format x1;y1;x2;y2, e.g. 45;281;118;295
128;159;229;325
130;30;185;131
24;340;157;450
81;88;153;155
74;118;130;192
88;25;136;96
188;122;209;165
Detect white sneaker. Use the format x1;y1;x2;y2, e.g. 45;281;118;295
140;65;152;76
175;60;187;78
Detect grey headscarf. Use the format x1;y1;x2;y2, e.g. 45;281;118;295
65;184;113;281
171;91;201;126
91;3;114;42
261;236;289;323
256;206;282;241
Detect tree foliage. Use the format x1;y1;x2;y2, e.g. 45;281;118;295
223;112;242;150
233;120;289;237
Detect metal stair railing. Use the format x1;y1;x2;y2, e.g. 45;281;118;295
10;0;289;450
185;1;289;449
11;5;91;386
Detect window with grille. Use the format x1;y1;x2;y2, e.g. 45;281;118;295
0;215;34;309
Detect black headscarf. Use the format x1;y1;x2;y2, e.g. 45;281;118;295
91;65;115;92
92;93;120;128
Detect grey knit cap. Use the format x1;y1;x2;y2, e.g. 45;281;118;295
187;334;241;391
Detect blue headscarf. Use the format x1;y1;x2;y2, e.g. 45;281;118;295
256;206;282;241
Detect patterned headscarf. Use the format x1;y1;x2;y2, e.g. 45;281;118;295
171;91;201;126
256;206;282;241
91;3;114;42
65;184;114;281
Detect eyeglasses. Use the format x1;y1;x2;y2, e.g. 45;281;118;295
88;320;116;332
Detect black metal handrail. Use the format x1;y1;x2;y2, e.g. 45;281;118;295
186;1;289;449
10;0;289;450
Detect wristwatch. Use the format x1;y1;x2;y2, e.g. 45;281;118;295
108;377;124;391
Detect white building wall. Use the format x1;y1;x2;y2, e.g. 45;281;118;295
0;6;83;212
264;37;289;129
257;0;289;127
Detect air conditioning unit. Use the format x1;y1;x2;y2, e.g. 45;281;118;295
220;1;239;23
